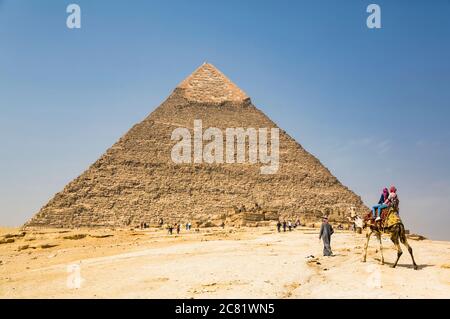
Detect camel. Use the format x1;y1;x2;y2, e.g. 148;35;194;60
362;208;418;270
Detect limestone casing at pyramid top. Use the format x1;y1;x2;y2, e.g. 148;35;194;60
177;63;249;103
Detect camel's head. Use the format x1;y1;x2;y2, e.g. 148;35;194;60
361;211;373;229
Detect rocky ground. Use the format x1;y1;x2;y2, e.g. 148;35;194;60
0;226;448;298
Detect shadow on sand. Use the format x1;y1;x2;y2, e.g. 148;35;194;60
381;260;433;270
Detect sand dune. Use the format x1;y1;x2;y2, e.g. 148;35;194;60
0;226;448;298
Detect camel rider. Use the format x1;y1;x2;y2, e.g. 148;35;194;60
372;187;389;221
387;186;400;214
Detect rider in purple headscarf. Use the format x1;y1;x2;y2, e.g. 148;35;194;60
372;187;389;221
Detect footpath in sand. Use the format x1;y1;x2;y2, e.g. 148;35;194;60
0;226;449;298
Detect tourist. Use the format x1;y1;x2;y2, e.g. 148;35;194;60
185;222;189;231
282;220;287;232
387;186;400;214
276;220;281;232
188;222;192;231
288;221;292;231
221;221;225;229
168;224;173;235
319;216;334;256
372;187;389;221
176;223;181;234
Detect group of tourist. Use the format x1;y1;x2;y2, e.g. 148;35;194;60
276;219;302;232
371;186;400;221
165;221;192;235
155;218;191;235
165;221;226;235
166;223;180;235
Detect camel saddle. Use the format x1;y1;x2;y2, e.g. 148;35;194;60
364;207;401;229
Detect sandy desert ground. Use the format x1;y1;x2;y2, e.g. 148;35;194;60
0;225;449;298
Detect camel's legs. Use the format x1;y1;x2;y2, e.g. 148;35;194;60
377;232;384;265
362;229;372;262
390;231;403;268
400;234;418;270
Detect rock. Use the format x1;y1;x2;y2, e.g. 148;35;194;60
264;211;279;221
202;221;217;228
306;255;319;264
63;234;87;240
89;234;114;238
3;232;26;239
18;245;30;251
0;238;15;244
408;234;427;241
243;213;265;222
40;243;58;249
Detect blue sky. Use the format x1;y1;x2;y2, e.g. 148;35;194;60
1;0;449;239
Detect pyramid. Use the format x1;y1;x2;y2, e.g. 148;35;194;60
25;63;367;228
